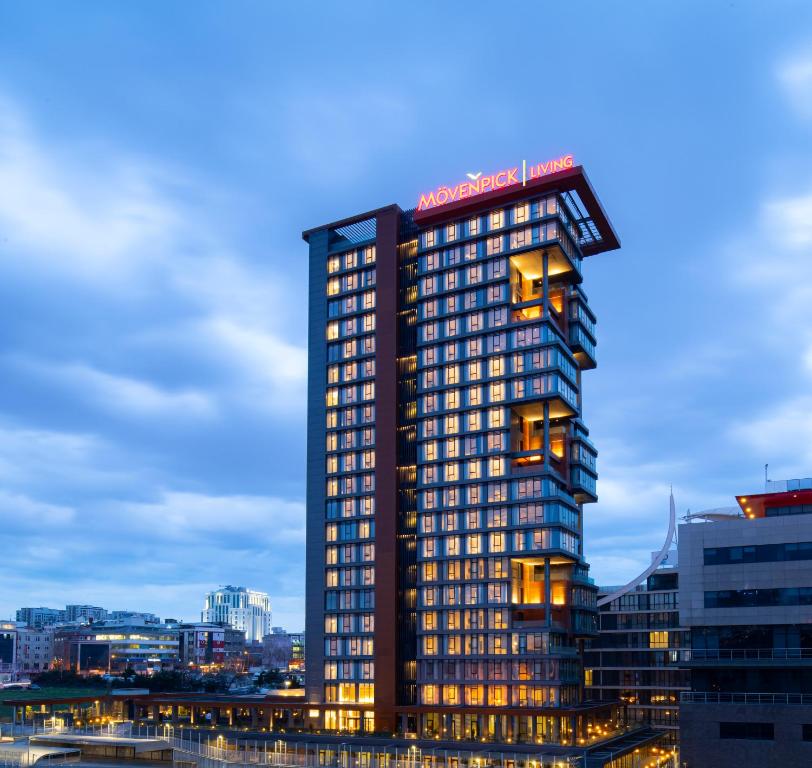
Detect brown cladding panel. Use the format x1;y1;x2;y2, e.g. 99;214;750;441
373;207;400;733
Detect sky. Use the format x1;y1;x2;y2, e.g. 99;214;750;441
1;1;812;629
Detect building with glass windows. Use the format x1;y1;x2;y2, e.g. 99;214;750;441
202;586;273;644
302;157;667;760
678;478;812;767
586;564;689;740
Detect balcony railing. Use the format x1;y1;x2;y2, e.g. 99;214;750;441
685;648;812;662
681;691;812;705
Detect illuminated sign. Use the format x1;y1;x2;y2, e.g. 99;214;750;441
417;153;574;212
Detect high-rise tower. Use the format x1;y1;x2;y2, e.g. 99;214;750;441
303;155;620;744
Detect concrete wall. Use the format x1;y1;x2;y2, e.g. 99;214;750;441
678;516;812;627
680;701;812;767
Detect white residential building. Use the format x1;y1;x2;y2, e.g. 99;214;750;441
202;586;272;643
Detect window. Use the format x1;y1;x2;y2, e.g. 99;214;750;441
719;722;774;740
490;210;503;229
468;217;480;236
704;541;812;565
510;228;528;249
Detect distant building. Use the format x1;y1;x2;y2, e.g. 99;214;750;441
0;621;16;674
65;605;107;624
263;630;293;670
178;622;246;669
263;628;305;672
54;619;178;673
16;627;54;673
108;611;160;624
202;586;272;643
16;607;66;627
289;631;305;671
679;478;812;767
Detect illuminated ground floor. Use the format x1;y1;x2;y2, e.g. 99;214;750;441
2;691;676;767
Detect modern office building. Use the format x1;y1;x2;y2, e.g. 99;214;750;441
202;586;272;643
586;563;689;739
53;620;179;674
679;478;812;767
302;154;653;754
586;496;689;740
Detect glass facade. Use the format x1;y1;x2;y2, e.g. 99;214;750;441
585;569;689;737
413;194;600;742
323;243;379;713
304;163;622;747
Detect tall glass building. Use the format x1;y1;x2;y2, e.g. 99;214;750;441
302;156;621;745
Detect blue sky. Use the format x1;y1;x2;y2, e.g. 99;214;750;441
1;1;812;629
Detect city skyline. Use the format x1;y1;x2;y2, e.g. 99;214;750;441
2;1;812;630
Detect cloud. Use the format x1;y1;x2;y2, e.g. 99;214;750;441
778;47;812;121
0;90;306;420
200;316;307;411
0;423;137;495
729;396;812;478
0;96;180;285
0;490;75;530
0;483;306;624
122;490;305;546
16;359;216;420
0;91;309;626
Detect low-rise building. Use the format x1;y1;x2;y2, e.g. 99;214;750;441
16;626;54;673
54;620;179;674
108;611;160;624
263;629;293;670
178;623;245;670
263;629;306;672
0;621;16;676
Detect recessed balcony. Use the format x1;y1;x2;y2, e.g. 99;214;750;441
510;557;576;631
510;408;571;475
